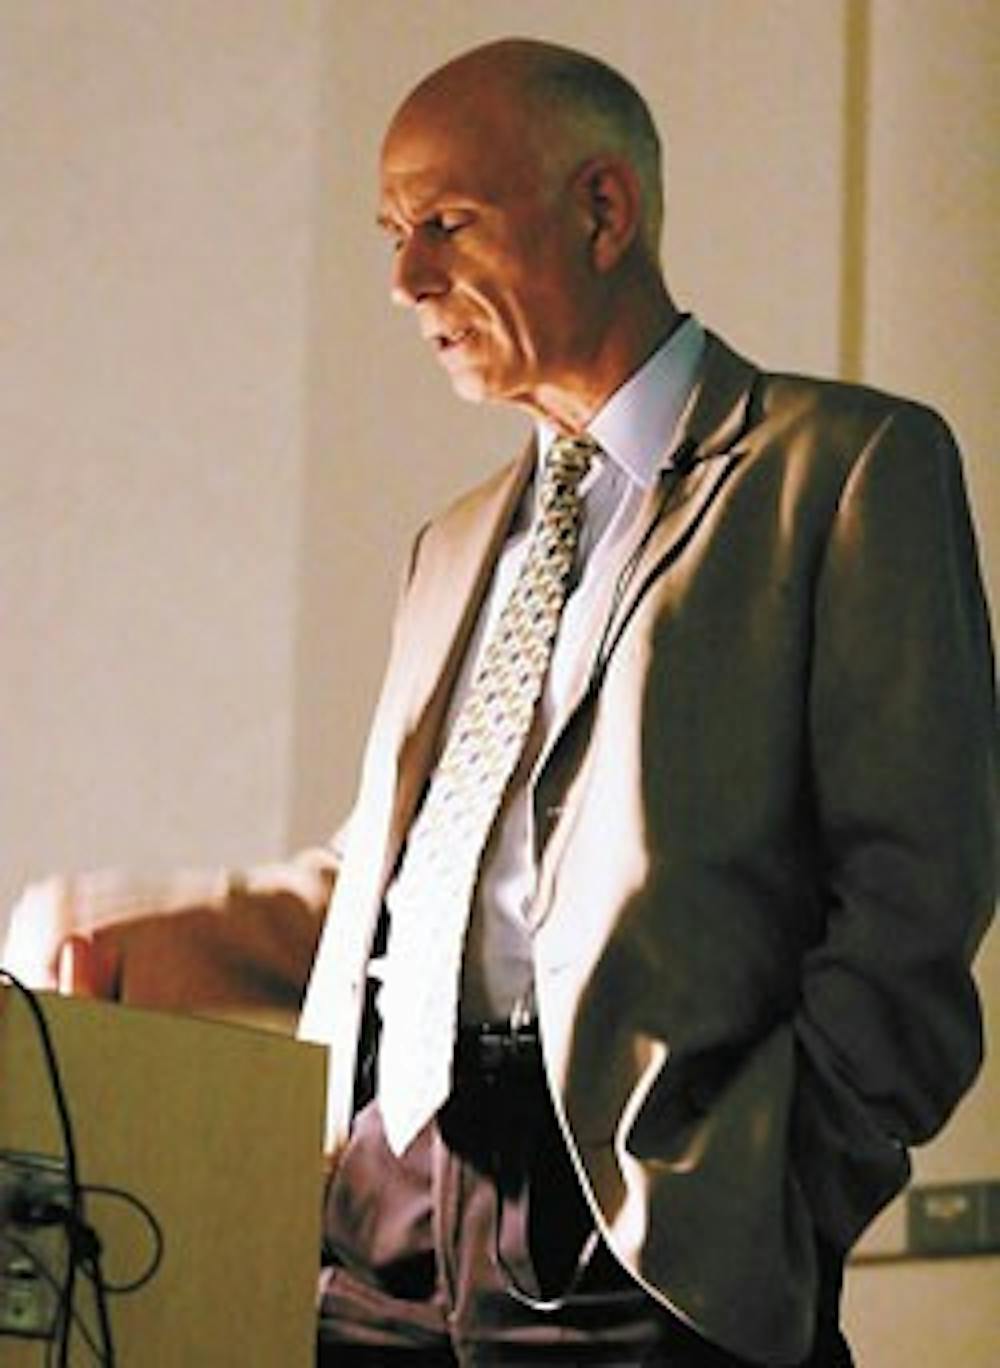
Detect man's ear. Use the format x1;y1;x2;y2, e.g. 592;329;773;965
573;156;643;271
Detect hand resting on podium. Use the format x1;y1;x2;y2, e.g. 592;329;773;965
2;851;337;1031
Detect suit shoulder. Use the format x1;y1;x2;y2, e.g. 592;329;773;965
759;368;945;428
744;370;960;489
400;447;531;592
432;455;524;526
414;449;530;557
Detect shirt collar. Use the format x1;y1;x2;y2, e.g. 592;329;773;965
535;314;705;490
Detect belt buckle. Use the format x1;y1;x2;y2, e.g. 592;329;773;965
479;1019;538;1072
477;1026;511;1073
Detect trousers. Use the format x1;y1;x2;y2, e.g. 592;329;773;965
316;1029;853;1367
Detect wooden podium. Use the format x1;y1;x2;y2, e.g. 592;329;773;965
0;989;327;1366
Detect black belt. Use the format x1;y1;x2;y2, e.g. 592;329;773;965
455;1020;541;1076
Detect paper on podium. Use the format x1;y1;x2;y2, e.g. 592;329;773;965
0;988;327;1366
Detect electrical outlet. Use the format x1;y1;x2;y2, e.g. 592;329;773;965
907;1179;1000;1257
0;1150;71;1340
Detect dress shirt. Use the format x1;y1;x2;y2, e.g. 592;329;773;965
382;316;706;1022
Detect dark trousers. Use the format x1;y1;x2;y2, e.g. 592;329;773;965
317;1039;853;1367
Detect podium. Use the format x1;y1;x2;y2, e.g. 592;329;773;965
0;989;327;1366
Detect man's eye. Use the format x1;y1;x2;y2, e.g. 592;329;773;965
429;213;469;238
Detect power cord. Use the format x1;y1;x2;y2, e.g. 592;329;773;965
75;1185;163;1296
0;970;166;1365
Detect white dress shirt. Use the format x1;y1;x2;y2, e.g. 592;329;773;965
383;316;706;1022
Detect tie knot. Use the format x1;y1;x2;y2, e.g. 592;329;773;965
541;436;598;509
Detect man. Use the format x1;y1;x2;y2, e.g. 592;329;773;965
4;38;996;1368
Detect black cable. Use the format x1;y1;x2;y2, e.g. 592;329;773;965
1;971;121;1365
0;970;85;1365
4;1188;159;1365
2;974;167;1364
75;1239;114;1368
77;1184;164;1294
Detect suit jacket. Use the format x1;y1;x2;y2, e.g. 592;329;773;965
299;331;996;1363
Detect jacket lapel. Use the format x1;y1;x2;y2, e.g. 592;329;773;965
383;439;537;856
409;446;533;720
533;333;760;783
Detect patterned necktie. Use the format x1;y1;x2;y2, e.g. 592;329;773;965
377;435;597;1154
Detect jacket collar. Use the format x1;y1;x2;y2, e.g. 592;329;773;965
673;329;760;466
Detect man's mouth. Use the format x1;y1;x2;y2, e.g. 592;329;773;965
433;327;474;352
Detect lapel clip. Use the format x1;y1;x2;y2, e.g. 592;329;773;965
669;436;699;475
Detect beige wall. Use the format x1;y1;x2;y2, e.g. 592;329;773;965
838;3;1000;1358
2;1;996;1359
864;0;998;609
1;1;326;904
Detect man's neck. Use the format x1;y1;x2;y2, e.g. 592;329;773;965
525;274;680;436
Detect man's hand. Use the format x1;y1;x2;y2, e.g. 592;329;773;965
2;869;229;996
2;876;101;991
2;855;337;1012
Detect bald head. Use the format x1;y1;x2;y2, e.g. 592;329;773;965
386;39;665;256
378;39;677;430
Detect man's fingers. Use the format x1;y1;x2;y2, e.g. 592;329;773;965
56;934;118;998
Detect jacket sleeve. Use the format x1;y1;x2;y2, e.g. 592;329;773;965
793;402;997;1249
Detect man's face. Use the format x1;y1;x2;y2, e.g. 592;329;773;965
377;98;598;423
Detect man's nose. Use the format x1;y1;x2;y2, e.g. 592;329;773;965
391;234;448;307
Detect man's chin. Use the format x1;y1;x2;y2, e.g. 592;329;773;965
446;368;491;405
439;354;522;409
